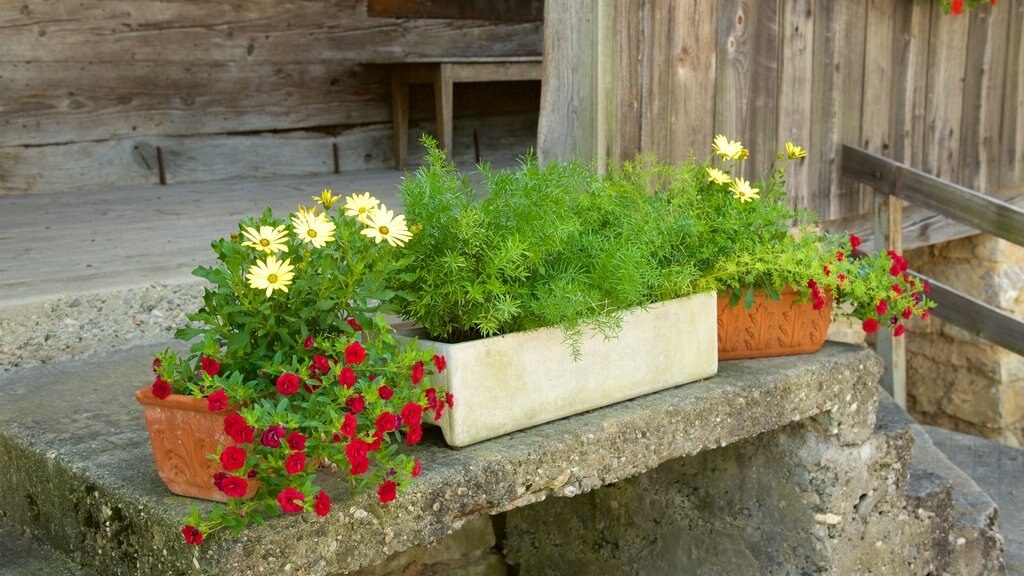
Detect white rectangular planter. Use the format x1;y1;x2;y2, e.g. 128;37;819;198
402;291;718;447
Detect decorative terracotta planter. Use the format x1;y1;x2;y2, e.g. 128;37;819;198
135;388;255;502
403;292;719;447
717;286;832;360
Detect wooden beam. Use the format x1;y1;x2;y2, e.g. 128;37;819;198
873;189;905;407
919;274;1024;358
841;144;1024;247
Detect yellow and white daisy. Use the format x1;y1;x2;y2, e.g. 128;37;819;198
343;192;381;224
785;141;807;159
360;206;414;247
291;207;336;248
730;177;761;203
312;188;340;210
706;167;732;185
246;255;296;297
241;225;289;254
712;135;747;161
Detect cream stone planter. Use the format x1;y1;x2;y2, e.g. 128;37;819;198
402;291;718;447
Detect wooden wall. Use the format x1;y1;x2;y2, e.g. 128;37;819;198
538;0;1023;223
0;1;542;195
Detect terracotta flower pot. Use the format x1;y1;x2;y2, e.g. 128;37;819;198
717;286;832;360
135;387;256;502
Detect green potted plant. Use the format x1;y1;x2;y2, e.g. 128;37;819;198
687;135;935;359
390;137;719;447
136;190;449;545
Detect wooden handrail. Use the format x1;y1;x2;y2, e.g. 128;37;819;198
920;274;1024;358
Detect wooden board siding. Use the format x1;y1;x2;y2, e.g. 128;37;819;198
776;0;814;210
1000;1;1024;190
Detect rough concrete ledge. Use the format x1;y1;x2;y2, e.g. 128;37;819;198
0;341;882;575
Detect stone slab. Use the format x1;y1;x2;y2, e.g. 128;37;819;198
0;341;882;575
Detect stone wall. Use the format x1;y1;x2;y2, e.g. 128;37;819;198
906;234;1024;448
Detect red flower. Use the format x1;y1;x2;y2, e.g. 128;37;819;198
338;366;357;389
369;430;383;451
277;487;305;513
224;413;254;444
951;0;963;14
347;317;363;332
152;357;162;372
401;402;423;426
200;356;220;377
346;394;365;414
341;412;358;438
345;341;366;365
425;388;438;410
376;412;397;433
823;265;831;277
220;475;249;498
285;452;307;475
902;307;913;319
433;354;447;373
849;234;861;252
219;446;247;471
346;438;370;475
894;324;906;337
206;389;228;412
261;425;285;448
182;525;203;545
862;318;879;333
412;458;422;478
838;274;847;283
286;431;307;451
875;299;888;316
311;355;331;376
923;281;931;294
406;424;423;446
836;251;845;262
276;372;301;395
892;284;903;295
304;335;314;350
151;376;171;400
377;385;394;400
314;491;331;517
378;480;397;503
411;361;425;385
445;392;454;408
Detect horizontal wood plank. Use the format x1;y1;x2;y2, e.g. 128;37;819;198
841;144;1024;246
919;273;1024;357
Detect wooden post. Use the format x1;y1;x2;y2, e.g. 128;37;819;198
873;189;906;407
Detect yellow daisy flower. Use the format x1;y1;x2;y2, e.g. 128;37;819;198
786;142;807;159
706;167;732;185
312;189;340;210
291;207;336;248
241;225;289;254
344;192;381;224
246;255;296;297
730;177;761;203
712;135;747;161
360;206;414;247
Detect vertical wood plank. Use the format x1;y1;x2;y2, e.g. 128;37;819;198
714;0;781;181
860;0;895;169
668;0;718;163
924;4;969;183
999;1;1024;190
537;0;599;164
613;0;643;164
889;0;932;171
777;0;815;210
874;190;905;406
836;0;869;217
959;3;1010;194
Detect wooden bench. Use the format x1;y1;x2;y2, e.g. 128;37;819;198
369;56;543;169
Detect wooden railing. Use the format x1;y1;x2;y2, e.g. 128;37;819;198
841;145;1024;407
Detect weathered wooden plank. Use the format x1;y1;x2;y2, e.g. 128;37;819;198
920;274;1024;358
873;189;906;407
860;0;895;166
777;0;815;210
842;145;1024;247
889;0;932;170
959;3;1010;193
611;0;642;164
999;0;1024;190
640;0;672;160
367;0;544;21
924;4;969;183
835;0;868;217
667;0;717;163
714;0;780;181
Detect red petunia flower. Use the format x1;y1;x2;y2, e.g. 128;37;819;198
433;354;447;374
411;361;425;385
406;424;423;446
347;317;363;332
338;366;357;389
200;356;220;377
375;412;397;433
182;525;203;545
875;299;888;316
314;491;331;517
277;487;305;513
346;394;365;414
206;389;228;412
345;341;366;365
220;475;249;498
341;412;358;438
276;372;301;395
151;376;171;400
285;452;307;475
219;446;247;471
224;413;254;444
951;0;963;14
400;402;423;427
304;335;314;350
862;318;879;333
346;438;370;475
892;284;903;296
849;234;861;252
261;425;285;448
377;385;394;400
286;431;307;451
311;355;331;376
412;458;422;478
152;357;162;372
902;307;913;319
894;324;906;337
378;480;397;503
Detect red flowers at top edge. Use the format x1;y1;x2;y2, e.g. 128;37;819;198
151;375;171;399
200;356;220;377
345;341;366;365
206;389;228;412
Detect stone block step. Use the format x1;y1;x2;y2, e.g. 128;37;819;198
0;525;94;576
